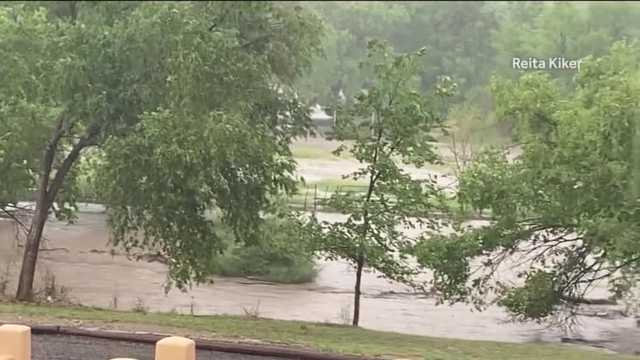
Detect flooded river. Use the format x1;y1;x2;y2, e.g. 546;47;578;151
1;211;639;354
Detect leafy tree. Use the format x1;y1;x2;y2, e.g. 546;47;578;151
295;23;354;105
298;1;411;105
415;42;640;321
395;2;498;99
0;2;322;300
493;2;640;83
312;40;453;326
298;2;499;105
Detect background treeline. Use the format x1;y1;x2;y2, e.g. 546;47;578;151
297;1;640;145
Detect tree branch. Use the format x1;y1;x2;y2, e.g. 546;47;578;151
239;34;273;50
46;124;100;204
0;207;29;232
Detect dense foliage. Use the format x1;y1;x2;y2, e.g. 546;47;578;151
0;1;323;298
208;206;317;284
299;2;640;105
415;42;640;321
298;1;496;105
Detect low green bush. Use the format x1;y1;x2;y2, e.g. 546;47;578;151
207;213;317;284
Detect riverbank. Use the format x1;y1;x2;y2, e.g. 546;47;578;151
2;213;638;349
0;302;632;360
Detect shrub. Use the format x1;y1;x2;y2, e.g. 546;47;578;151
207;213;317;284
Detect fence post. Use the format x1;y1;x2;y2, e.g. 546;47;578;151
313;184;318;215
303;189;308;211
0;324;30;360
155;336;195;360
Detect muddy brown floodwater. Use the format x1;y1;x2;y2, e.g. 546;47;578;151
2;210;640;355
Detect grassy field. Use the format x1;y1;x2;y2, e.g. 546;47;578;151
290;178;478;219
291;142;452;172
0;302;633;360
288;178;368;211
291;144;351;160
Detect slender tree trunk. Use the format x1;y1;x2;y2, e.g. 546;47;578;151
68;1;78;24
352;254;364;326
15;123;61;302
351;117;382;327
15;194;51;301
15;119;91;301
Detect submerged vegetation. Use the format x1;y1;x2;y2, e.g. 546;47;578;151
208;214;317;284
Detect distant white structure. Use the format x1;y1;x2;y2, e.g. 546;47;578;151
310;104;332;121
309;104;334;136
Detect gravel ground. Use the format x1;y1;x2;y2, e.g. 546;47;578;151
32;334;283;360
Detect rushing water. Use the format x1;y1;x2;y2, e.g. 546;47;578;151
1;211;639;354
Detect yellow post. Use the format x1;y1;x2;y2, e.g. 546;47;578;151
0;325;31;360
155;336;195;360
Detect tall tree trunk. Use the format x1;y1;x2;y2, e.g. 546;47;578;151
15;193;51;301
352;254;364;326
15;119;91;301
351;117;382;327
15;122;62;301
